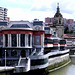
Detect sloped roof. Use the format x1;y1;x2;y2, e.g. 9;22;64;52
10;24;30;28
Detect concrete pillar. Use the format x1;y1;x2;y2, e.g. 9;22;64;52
19;34;21;47
25;34;28;47
17;34;19;47
41;34;44;55
30;34;32;47
8;34;10;47
3;34;5;47
41;34;44;47
24;35;26;46
25;34;26;47
27;34;28;47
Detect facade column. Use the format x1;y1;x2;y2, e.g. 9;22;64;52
27;34;28;47
3;34;5;47
17;34;19;47
19;34;21;47
30;34;32;47
25;34;28;47
25;34;26;47
41;34;44;47
24;34;26;46
41;34;44;55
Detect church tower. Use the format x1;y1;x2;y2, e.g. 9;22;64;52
53;3;64;39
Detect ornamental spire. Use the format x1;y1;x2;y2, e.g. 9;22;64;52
57;3;60;13
57;3;59;8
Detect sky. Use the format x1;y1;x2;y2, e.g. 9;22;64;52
0;0;75;22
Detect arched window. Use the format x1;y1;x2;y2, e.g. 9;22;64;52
21;50;26;57
11;50;17;57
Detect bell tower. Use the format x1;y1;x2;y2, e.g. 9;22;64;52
53;3;64;39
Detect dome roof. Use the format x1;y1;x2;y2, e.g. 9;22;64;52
54;12;62;17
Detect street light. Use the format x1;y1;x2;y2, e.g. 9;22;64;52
5;50;6;67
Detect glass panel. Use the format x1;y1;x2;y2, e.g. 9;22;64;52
28;34;30;46
53;39;59;44
44;38;53;44
31;59;48;66
21;34;25;46
35;36;40;45
11;34;17;47
11;24;30;28
5;34;8;47
60;40;66;44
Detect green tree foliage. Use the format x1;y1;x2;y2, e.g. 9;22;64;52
64;27;74;34
64;27;69;34
70;30;74;34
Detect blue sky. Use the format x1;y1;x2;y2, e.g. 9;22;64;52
0;0;75;21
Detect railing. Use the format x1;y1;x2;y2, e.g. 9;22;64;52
15;56;30;72
18;56;22;66
30;48;36;56
18;57;27;66
37;48;43;55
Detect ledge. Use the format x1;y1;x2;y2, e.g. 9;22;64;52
45;58;71;73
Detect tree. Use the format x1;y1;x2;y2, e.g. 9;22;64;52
64;27;69;34
70;30;74;34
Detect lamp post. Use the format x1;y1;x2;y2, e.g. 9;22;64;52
5;50;6;67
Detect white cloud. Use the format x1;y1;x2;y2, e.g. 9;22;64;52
3;0;75;21
8;7;26;20
7;7;55;22
2;0;32;5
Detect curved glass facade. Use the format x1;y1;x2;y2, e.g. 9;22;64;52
11;34;17;47
5;34;8;47
28;34;31;46
21;34;25;46
31;58;48;66
4;34;32;47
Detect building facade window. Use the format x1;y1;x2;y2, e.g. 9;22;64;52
5;34;8;47
31;58;48;66
21;34;25;46
11;34;17;47
28;34;30;46
59;40;66;44
35;36;40;45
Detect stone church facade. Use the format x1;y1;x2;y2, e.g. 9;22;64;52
52;3;64;39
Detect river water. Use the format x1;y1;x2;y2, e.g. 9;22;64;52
48;62;75;75
13;59;75;75
13;62;75;75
